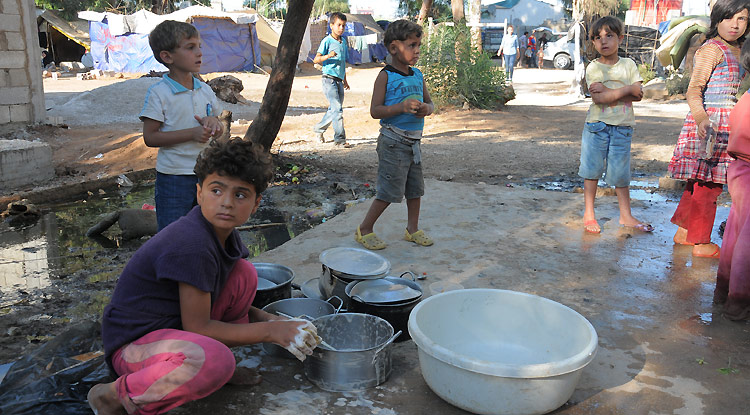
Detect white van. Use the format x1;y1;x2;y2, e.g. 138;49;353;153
542;34;575;70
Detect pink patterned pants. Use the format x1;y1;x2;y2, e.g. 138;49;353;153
111;260;257;414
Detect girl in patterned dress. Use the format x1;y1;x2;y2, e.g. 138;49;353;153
668;0;749;259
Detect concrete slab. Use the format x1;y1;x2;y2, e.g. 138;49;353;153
175;179;749;415
0;139;53;189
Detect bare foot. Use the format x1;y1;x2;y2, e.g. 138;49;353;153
692;243;720;258
673;227;693;245
227;366;263;386
88;382;126;415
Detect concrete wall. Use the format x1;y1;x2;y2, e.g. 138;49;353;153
0;0;45;124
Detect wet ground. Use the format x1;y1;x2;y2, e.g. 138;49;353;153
2;170;748;414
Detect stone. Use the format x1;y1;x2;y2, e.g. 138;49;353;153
643;81;668;100
658;176;686;191
5;31;24;50
0;87;29;105
8;68;27;86
0;140;54;188
0;51;25;69
9;104;29;122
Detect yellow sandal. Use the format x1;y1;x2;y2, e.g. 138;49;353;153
404;229;433;246
355;226;386;250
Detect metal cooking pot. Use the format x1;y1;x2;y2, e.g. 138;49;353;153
252;263;294;309
345;273;423;342
318;247;390;302
304;313;401;391
261;296;343;358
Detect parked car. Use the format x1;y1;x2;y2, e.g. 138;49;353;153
543;34;575;70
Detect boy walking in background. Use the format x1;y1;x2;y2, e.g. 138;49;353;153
579;16;653;234
355;20;434;250
140;20;224;231
313;12;351;147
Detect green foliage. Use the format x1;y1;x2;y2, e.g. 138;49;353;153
399;0;452;22
638;63;655;84
312;0;350;15
36;0;176;20
246;0;287;19
666;71;690;96
418;23;514;109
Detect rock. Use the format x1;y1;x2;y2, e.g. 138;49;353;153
1;199;41;227
643;80;668;100
86;208;157;240
659;176;686;191
207;75;245;104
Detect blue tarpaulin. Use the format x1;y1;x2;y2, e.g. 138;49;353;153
89;17;260;73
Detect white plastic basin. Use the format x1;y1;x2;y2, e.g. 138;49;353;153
408;289;597;415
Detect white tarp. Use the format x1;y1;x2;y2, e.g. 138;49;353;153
78;5;257;36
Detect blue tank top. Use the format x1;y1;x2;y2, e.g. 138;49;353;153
380;65;424;132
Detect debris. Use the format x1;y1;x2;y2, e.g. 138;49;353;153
86;208;157;240
116;174;133;187
207;75;250;105
1;199;41;227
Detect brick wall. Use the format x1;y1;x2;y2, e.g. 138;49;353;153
0;0;45;124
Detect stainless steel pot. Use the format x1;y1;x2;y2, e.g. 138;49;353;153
304;313;401;391
252;263;295;309
261;297;343;358
345;273;423;342
318;247;390;302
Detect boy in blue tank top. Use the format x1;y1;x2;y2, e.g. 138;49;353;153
355;19;434;250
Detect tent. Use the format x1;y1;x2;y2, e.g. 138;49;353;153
36;9;90;64
78;6;261;74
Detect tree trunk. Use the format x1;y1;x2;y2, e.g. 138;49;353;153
468;0;481;50
451;0;465;23
418;0;434;25
244;0;314;151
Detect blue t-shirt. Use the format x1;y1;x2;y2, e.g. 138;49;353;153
101;205;250;367
317;34;347;80
380;65;425;132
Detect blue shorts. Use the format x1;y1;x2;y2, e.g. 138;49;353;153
155;172;198;231
375;134;424;203
578;122;633;187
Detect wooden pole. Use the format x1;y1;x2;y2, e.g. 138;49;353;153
243;0;314;152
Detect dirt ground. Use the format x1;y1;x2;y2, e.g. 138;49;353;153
2;62;687;205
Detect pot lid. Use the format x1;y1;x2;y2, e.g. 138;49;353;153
350;278;422;304
319;247;391;277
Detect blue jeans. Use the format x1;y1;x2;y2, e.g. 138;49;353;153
578;122;633;187
314;77;346;143
503;54;516;80
155;172;198;231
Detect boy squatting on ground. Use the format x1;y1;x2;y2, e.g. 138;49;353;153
312;12;351;147
355;19;434;250
579;16;654;234
140;20;225;231
87;138;321;415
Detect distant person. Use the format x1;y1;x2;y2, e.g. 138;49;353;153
41;50;54;69
579;16;651;234
537;33;548;68
355;19;434;250
526;33;537;67
518;31;528;67
668;0;749;259
497;25;520;81
139;20;224;231
714;38;750;321
313;12;350;147
87;138;319;414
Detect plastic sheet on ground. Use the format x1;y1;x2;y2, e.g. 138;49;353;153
0;321;113;415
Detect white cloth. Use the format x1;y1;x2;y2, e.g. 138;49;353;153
139;74;221;175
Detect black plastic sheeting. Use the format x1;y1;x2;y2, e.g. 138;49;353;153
0;321;114;415
621;25;662;66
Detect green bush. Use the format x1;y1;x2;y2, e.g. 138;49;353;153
638;63;656;84
418;23;514;109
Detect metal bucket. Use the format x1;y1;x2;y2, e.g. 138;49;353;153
252;263;294;309
304;313;401;391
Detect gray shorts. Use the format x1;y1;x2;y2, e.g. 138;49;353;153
375;134;424;203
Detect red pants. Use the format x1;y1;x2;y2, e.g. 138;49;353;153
715;159;750;319
111;260;257;414
670;180;724;244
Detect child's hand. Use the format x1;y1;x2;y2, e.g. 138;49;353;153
401;99;422;115
328;51;337;59
190;125;212;143
195;115;223;138
631;84;643;100
343;78;350;90
414;102;432;118
697;119;710;139
588;83;605;94
271;319;320;361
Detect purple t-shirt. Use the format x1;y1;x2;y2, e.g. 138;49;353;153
102;206;249;365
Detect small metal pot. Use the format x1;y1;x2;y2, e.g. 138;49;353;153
252;263;294;309
345;273;423;342
318;247;390;303
261;296;343;358
304;313;401;392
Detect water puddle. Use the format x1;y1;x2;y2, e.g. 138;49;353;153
515;174;677;202
0;182;313;296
